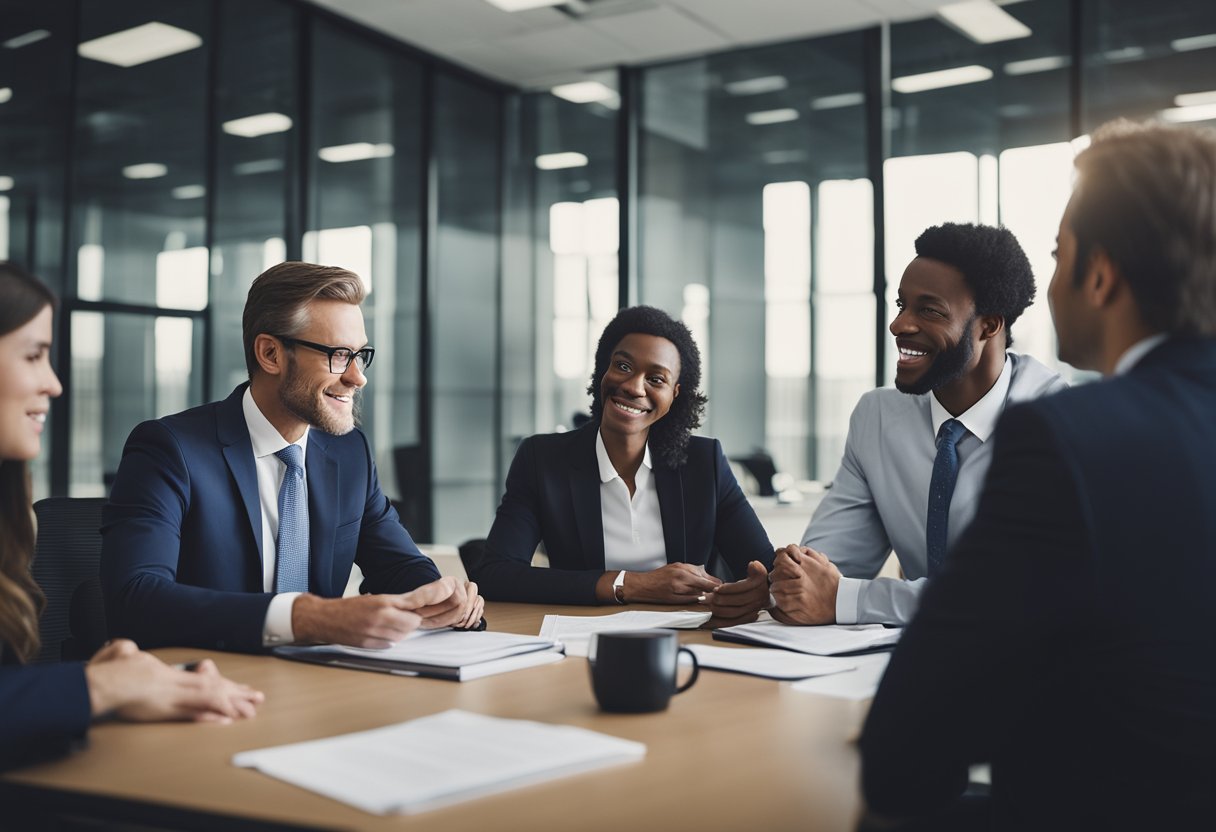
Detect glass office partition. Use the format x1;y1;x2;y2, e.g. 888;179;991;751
638;32;870;482
211;0;299;394
887;0;1073;374
67;0;211;495
0;0;73;498
431;73;502;544
307;17;425;532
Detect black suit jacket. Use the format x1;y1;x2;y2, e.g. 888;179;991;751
860;338;1216;830
473;423;774;603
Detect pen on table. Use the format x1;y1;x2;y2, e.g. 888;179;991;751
173;661;202;672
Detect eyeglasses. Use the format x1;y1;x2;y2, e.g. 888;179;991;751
277;337;375;374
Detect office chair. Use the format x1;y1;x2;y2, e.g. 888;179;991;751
458;538;487;577
29;497;108;663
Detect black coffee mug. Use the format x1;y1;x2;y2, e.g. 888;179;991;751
588;630;699;713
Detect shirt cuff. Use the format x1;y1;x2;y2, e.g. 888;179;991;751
262;592;302;646
835;577;863;625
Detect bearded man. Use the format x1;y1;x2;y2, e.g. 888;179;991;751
102;262;483;652
770;224;1066;626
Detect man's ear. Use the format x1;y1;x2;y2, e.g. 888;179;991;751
672;382;681;400
253;333;286;377
977;315;1005;343
1085;248;1121;308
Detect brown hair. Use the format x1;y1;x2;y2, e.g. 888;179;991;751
0;262;57;662
1070;119;1216;336
241;261;367;376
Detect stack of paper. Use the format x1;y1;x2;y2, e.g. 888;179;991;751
274;629;563;681
538;610;710;657
713;619;901;656
683;644;858;681
233;710;646;815
790;652;892;700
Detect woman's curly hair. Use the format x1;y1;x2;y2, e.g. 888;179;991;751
587;306;708;469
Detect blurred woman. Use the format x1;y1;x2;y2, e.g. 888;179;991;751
0;262;262;771
474;306;773;622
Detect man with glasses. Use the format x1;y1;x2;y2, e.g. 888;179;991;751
102;262;484;652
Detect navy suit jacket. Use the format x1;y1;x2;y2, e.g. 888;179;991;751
473;423;774;604
860;338;1216;830
101;384;439;653
0;646;90;771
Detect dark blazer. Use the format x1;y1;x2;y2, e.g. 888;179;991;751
473;423;774;604
860;338;1216;831
0;645;90;771
101;384;439;653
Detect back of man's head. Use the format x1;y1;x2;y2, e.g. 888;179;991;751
1070;120;1216;338
913;223;1035;346
242;262;366;377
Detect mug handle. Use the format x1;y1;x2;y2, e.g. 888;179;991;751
675;646;699;694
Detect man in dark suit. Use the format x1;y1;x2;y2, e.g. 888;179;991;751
859;120;1216;830
102;262;484;652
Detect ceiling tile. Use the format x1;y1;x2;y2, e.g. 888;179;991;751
583;7;730;63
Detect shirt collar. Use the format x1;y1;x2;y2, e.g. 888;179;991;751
242;387;309;460
1114;333;1169;376
595;427;652;484
929;353;1012;444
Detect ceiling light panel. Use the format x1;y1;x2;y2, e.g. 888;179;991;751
746;108;799;126
78;22;202;68
550;81;617;104
1003;55;1069;76
4;29;51;49
1176;90;1216;108
123;163;168;180
535;152;588;170
810;92;864;110
724;76;788;96
483;0;565;11
892;65;993;94
1159;103;1216;124
937;1;1031;44
318;143;394;163
172;184;206;200
0;87;11;104
1171;33;1216;52
0;176;13;191
222;112;293;138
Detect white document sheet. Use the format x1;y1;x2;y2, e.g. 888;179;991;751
790;652;892;700
683;644;858;681
539;610;711;657
233;709;646;815
714;619;902;655
328;628;559;667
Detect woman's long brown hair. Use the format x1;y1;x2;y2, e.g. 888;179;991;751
0;262;57;662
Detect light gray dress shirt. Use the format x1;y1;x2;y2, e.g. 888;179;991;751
801;351;1067;625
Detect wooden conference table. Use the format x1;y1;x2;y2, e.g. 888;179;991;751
2;603;870;831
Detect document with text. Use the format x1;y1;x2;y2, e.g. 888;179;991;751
233;709;646;815
684;644;858;681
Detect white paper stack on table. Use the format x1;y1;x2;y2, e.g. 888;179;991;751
712;618;902;656
682;644;858;681
234;709;646;815
790;652;893;700
538;610;711;657
273;628;564;681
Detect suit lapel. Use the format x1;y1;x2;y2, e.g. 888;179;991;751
569;426;606;570
654;464;686;564
305;432;339;596
216;385;264;565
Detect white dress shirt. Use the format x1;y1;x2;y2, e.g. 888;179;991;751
1114;333;1168;375
242;388;309;646
818;354;1071;626
595;430;667;573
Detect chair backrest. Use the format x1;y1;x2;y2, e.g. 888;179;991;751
29;497;107;664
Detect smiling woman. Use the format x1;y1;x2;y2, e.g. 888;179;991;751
473;306;776;622
0;262;262;773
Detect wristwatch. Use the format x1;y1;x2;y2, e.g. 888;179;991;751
612;570;627;604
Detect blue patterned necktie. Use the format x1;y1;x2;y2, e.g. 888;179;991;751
926;418;967;577
274;444;310;593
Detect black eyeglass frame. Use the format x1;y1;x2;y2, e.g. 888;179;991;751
276;336;375;374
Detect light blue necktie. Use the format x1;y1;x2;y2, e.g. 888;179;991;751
274;444;310;593
926;419;967;577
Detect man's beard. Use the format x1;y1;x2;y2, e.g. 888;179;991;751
279;358;361;435
895;317;977;396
